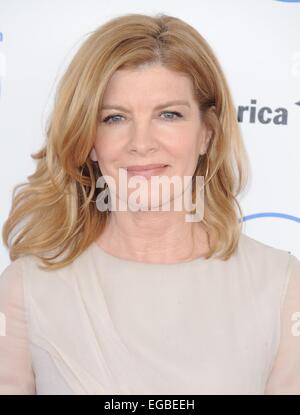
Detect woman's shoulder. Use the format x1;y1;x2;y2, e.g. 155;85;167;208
237;232;299;286
0;256;26;311
0;243;93;291
0;246;93;320
238;232;297;261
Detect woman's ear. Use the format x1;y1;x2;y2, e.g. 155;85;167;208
89;147;98;162
199;130;213;156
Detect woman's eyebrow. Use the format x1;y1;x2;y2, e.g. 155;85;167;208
100;100;191;111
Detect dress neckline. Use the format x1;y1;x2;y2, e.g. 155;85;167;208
90;240;215;268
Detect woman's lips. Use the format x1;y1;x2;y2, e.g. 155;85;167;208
125;164;169;179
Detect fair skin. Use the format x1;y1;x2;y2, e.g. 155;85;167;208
89;64;212;263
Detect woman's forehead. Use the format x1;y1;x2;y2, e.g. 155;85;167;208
101;66;195;104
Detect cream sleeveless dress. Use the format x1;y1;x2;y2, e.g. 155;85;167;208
0;232;300;395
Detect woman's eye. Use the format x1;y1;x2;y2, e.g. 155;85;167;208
160;111;183;120
101;111;183;125
102;114;124;124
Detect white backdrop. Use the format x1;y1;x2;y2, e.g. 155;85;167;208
0;0;299;270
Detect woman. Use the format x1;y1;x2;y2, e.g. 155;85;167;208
0;13;299;395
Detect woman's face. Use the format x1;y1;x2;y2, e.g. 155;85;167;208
90;64;212;211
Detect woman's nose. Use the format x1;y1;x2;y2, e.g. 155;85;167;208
127;120;159;153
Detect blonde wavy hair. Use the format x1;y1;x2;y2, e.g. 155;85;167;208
2;12;250;270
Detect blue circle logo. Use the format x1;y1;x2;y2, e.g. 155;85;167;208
241;212;300;223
